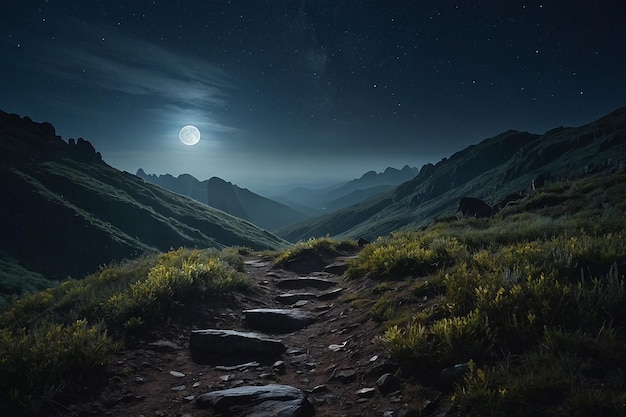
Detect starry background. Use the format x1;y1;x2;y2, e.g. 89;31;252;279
1;0;625;194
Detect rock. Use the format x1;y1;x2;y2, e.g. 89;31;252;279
215;361;261;371
331;369;357;383
309;384;329;394
275;292;318;305
324;261;348;275
171;385;186;391
328;341;348;352
169;371;185;378
317;287;344;301
196;384;314;417
244;309;316;333
277;277;337;290
273;360;287;374
376;373;400;394
458;197;493;218
190;329;286;364
439;363;469;386
356;387;376;398
148;340;182;352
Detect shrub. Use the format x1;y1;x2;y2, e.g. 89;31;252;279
273;237;357;269
0;320;120;414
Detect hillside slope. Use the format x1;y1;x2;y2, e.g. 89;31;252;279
0;111;286;287
274;165;418;212
136;170;308;231
278;107;626;242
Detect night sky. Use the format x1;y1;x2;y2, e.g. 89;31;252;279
2;1;625;194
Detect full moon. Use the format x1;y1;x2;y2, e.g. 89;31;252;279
179;125;201;146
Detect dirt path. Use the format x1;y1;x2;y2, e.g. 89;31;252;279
66;253;413;417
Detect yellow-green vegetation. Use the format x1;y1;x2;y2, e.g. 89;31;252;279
273;236;357;268
0;247;248;414
347;173;626;416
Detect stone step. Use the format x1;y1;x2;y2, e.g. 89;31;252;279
196;384;314;417
190;329;286;365
276;277;337;290
244;308;316;333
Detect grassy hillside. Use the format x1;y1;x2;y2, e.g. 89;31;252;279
0;172;624;416
0;110;286;304
343;172;626;416
0;247;250;415
278;108;626;242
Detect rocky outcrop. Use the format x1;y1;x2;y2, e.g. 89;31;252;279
196;384;314;417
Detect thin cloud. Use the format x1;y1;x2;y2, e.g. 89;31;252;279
4;15;233;110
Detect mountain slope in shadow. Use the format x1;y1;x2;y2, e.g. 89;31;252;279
278;107;626;242
135;170;309;232
0;110;286;288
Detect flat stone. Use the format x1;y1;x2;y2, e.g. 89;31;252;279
277;277;337;290
148;340;182;352
244;309;316;333
215;361;261;371
356;387;376;398
331;369;357;383
275;292;318;305
190;329;286;364
169;371;185;378
317;287;344;301
196;384;314;417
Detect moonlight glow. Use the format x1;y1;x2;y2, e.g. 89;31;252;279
179;125;201;146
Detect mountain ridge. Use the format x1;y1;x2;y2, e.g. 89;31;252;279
135;170;309;231
0;110;286;295
277;107;626;242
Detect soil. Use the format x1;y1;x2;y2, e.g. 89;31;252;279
62;252;454;417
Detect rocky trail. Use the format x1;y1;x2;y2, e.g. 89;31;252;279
65;252;443;417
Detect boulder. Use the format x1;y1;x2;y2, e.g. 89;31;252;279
376;373;400;394
189;329;286;364
196;384;314;417
458;197;493;218
277;277;337;290
244;309;316;333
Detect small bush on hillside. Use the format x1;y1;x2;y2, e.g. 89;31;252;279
273;237;357;269
104;248;249;325
346;232;467;281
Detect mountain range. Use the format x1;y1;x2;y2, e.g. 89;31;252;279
0;110;285;299
277;107;626;242
135;170;309;232
1;107;625;302
272;165;419;213
136;165;419;231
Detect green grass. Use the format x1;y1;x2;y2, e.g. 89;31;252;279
0;247;249;415
346;173;626;416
